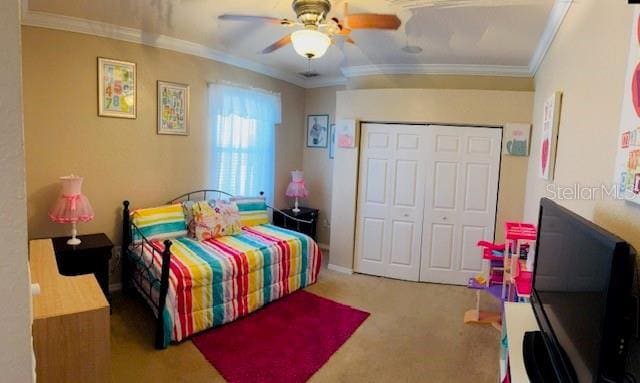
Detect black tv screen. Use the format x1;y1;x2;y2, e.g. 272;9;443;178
531;198;634;382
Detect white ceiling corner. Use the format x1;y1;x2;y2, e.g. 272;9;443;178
528;0;572;75
20;0;572;88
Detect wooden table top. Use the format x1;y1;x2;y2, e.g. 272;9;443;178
30;239;109;320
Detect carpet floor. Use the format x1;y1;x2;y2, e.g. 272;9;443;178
110;267;500;383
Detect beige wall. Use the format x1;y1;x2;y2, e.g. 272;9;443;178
22;26;306;246
304;75;529;248
347;74;534;91
302;85;344;246
330;88;533;270
0;1;34;380
523;2;640;252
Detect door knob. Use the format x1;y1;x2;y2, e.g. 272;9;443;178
403;213;409;217
442;216;448;221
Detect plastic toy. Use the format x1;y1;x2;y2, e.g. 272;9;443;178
464;221;537;330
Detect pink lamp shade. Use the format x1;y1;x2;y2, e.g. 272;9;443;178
285;170;309;198
49;175;94;223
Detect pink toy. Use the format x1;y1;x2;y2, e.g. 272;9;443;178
502;221;537;301
464;221;537;330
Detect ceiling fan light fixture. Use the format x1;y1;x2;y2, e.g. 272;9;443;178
291;29;331;59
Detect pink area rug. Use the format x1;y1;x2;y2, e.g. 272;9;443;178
192;290;370;383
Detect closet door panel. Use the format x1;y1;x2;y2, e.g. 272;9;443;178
420;126;502;285
355;124;426;281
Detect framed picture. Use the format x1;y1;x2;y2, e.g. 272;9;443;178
329;123;336;159
337;119;358;148
539;92;562;180
97;57;136;119
307;114;329;148
504;123;531;156
157;81;189;136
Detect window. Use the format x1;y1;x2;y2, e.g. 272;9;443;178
209;84;281;202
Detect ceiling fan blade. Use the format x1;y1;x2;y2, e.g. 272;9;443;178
347;14;402;30
331;36;355;45
261;34;292;54
336;25;352;35
219;14;293;26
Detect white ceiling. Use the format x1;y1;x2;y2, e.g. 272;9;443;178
23;0;567;87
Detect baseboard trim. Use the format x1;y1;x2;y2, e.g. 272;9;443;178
109;283;122;293
327;264;353;275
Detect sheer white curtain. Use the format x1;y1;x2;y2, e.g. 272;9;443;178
209;84;281;203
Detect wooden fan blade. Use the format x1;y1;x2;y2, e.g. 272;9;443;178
331;36;355;45
219;14;291;26
336;25;352;36
347;14;401;30
261;34;292;54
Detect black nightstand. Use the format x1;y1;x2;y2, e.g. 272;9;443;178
52;233;113;301
273;207;319;240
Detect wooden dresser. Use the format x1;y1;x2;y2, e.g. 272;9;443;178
30;239;110;383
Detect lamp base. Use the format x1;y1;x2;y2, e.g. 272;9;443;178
292;197;301;214
67;237;81;246
67;221;81;245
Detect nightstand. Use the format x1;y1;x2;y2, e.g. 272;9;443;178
52;233;113;301
273;207;319;240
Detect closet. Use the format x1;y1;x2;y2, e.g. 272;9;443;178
354;123;502;284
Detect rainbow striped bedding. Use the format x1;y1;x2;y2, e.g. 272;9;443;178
130;224;322;346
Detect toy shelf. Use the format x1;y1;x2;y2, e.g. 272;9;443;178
505;222;537;241
464;222;537;331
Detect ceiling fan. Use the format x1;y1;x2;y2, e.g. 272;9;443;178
219;0;402;60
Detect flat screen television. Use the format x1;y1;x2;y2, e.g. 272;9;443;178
525;198;636;383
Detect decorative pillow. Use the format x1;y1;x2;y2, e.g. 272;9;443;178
231;196;269;227
182;200;197;238
131;203;188;242
192;200;242;241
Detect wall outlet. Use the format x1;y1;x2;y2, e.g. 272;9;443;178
113;245;122;262
323;218;331;228
110;246;122;276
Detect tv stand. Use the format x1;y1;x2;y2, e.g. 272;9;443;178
523;331;558;382
502;302;540;382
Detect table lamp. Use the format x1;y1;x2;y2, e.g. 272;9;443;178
48;175;95;245
285;170;309;213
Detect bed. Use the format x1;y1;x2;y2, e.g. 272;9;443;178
122;190;322;349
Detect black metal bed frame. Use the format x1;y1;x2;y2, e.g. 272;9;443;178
121;190;312;349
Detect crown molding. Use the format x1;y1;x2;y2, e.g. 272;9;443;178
20;9;309;88
528;0;572;75
341;63;532;78
304;76;348;88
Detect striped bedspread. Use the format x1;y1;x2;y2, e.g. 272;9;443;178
131;224;322;346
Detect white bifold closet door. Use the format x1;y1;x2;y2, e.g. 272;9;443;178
355;123;501;285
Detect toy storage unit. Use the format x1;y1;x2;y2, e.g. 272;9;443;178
464;222;537;331
502;222;537;302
